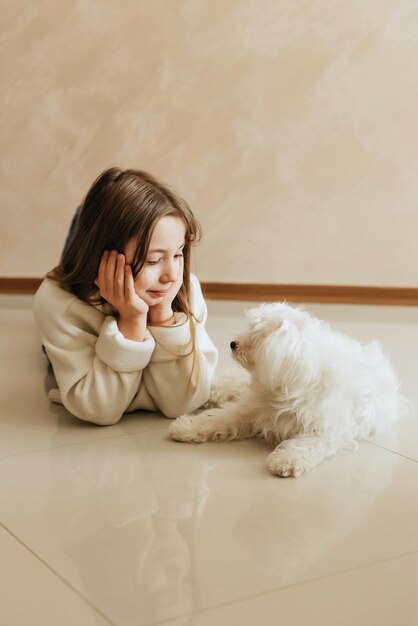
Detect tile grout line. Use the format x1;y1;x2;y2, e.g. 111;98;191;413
0;521;116;625
0;424;170;461
362;438;418;464
2;430;417;466
148;547;418;626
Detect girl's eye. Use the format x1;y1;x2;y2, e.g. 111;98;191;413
146;252;183;266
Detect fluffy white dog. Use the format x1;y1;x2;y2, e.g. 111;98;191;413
169;302;406;477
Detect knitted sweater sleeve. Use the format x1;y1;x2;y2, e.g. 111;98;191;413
33;280;156;425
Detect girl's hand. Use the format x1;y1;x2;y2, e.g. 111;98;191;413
95;250;149;321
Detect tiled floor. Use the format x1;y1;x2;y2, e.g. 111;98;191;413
0;294;417;626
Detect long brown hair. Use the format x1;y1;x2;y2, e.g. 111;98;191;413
49;167;203;375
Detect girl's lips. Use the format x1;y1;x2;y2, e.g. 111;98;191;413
148;290;168;297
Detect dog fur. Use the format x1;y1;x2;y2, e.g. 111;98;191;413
169;302;407;477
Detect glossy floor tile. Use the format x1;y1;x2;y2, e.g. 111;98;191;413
0;295;417;625
0;525;111;625
164;551;418;626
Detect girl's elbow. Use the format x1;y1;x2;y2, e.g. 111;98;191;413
90;411;123;426
160;382;211;419
65;398;124;426
158;397;186;419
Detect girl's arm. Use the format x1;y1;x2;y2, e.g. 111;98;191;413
143;275;218;418
33;280;156;425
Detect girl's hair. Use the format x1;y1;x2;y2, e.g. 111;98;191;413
48;167;203;378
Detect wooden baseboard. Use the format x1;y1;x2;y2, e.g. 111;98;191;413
1;277;418;305
0;278;43;294
202;283;418;306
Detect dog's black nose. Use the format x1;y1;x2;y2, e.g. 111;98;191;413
230;341;237;351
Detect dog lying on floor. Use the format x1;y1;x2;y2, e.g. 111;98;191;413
169;302;407;477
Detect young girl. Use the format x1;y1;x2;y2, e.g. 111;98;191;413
33;167;218;425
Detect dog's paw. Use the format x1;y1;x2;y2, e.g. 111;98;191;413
168;414;209;443
266;450;307;478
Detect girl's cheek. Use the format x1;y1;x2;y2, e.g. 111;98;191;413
133;275;149;294
134;267;152;286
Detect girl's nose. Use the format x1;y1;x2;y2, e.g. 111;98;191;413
161;260;178;282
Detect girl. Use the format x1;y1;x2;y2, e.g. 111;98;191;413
33;167;218;425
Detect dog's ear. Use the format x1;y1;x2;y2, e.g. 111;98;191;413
245;303;274;321
245;307;261;323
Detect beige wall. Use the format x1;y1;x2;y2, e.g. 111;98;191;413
1;0;418;286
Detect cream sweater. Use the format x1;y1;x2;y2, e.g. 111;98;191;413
33;275;218;425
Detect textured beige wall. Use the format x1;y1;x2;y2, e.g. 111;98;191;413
1;0;418;286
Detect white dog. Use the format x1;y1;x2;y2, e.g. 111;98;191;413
169;302;406;477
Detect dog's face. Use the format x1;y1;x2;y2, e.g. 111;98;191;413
231;302;319;389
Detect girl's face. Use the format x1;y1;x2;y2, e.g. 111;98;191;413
125;215;187;308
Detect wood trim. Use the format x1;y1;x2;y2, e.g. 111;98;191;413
0;277;43;294
201;282;418;306
1;277;418;305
